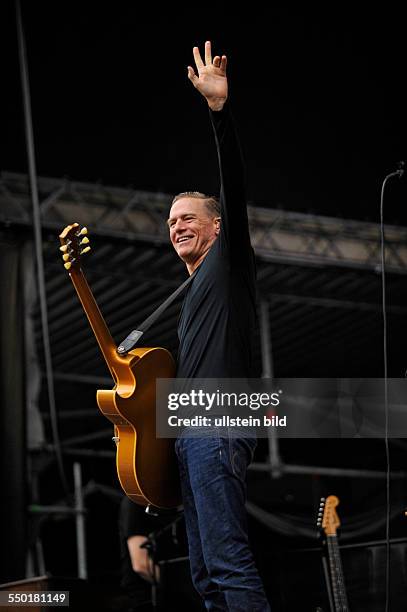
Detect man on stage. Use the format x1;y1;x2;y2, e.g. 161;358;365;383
167;41;271;611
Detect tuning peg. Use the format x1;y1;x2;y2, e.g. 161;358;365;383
80;236;89;245
79;227;88;235
80;246;91;255
64;262;72;270
60;244;68;252
62;253;70;262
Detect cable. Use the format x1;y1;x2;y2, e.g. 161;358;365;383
15;0;70;498
379;161;404;612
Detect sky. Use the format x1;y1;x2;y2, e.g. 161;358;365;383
3;2;407;224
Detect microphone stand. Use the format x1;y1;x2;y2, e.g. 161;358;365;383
140;514;184;610
141;533;159;610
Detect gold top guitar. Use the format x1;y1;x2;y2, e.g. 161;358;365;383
59;223;181;509
318;495;350;612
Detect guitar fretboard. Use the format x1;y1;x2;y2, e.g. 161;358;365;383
327;535;349;612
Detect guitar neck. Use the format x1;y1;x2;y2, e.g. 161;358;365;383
69;268;124;379
327;535;349;612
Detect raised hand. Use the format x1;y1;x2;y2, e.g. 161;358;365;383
187;41;228;111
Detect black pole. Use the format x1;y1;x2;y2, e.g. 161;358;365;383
0;238;27;581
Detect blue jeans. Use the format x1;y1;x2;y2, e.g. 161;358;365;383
175;428;271;611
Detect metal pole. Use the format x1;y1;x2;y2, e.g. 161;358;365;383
44;445;115;459
249;461;407;479
15;0;69;496
259;300;281;477
73;462;87;580
259;300;274;378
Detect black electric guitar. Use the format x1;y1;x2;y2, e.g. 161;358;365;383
318;495;349;612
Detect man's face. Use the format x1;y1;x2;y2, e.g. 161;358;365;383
168;198;220;266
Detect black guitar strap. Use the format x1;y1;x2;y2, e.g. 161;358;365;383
117;270;197;355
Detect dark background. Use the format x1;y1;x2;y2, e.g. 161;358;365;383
2;2;407;610
2;2;407;222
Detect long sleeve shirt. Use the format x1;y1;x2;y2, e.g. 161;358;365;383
176;103;259;379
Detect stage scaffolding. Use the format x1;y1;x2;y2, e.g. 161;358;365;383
1;170;407;274
1;169;407;578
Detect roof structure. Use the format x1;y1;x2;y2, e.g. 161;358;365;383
2;171;407;389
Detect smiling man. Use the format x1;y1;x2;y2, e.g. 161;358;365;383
168;193;220;274
168;42;271;611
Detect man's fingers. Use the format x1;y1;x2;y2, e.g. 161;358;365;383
213;56;221;68
204;40;212;65
192;46;204;71
220;55;227;73
187;65;198;84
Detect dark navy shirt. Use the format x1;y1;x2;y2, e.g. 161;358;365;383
177;103;259;379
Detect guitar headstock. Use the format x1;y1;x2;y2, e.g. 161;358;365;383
317;495;341;536
59;223;91;272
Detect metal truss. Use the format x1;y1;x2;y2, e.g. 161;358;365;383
1;170;407;273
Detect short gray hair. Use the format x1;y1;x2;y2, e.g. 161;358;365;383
171;191;220;217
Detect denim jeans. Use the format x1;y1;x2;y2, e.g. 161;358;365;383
175;428;271;611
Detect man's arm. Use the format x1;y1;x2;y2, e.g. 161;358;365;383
119;497;159;585
188;42;250;258
127;535;159;584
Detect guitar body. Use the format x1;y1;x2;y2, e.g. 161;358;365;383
97;346;181;509
59;223;181;510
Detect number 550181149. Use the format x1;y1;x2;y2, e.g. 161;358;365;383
0;591;68;606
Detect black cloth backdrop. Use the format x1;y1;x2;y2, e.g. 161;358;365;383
0;234;27;581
